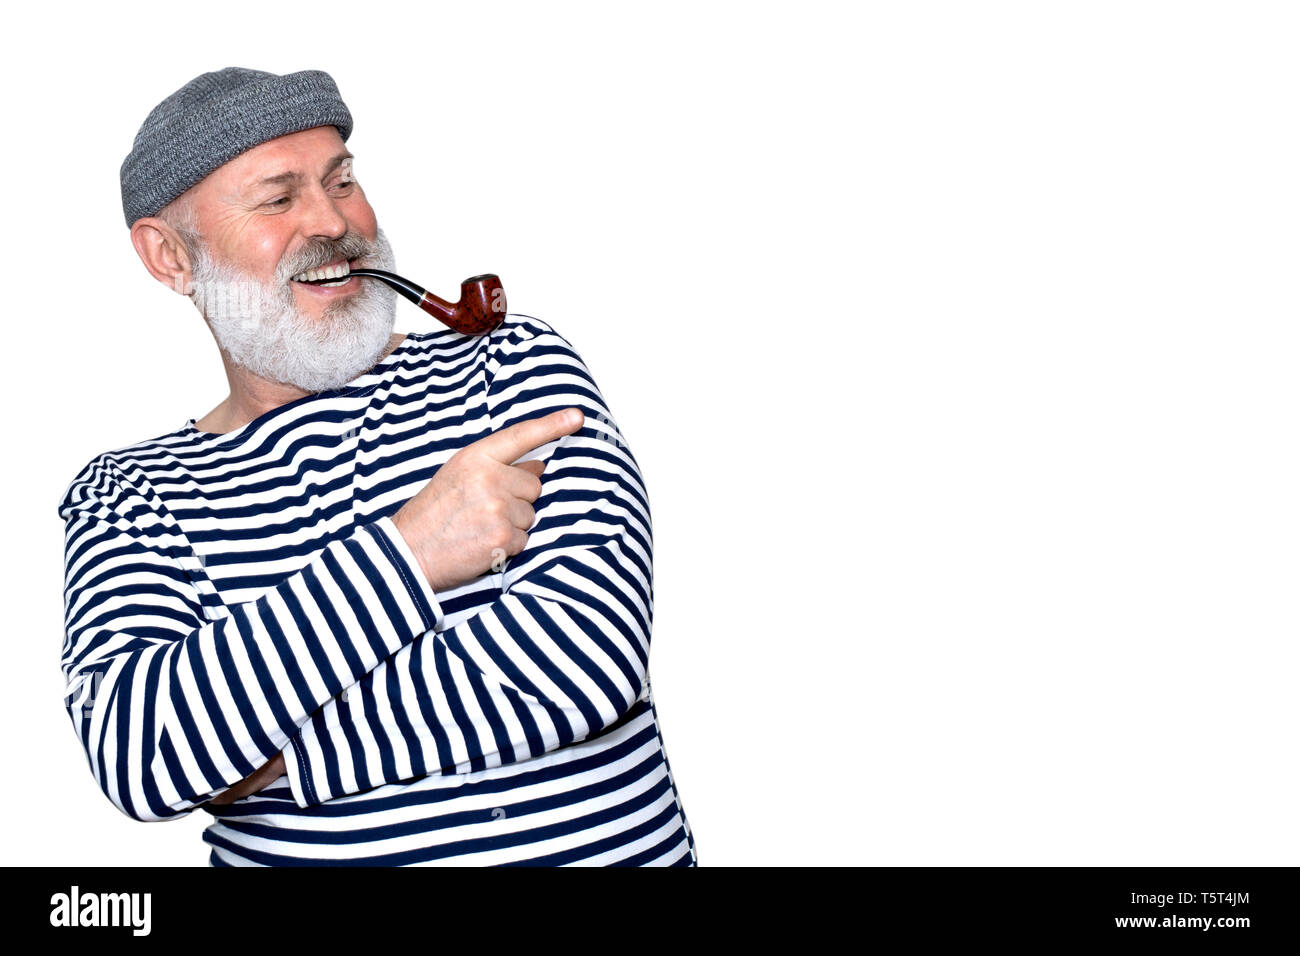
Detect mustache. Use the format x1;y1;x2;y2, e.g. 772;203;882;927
277;232;378;282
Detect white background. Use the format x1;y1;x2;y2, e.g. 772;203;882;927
1;1;1297;866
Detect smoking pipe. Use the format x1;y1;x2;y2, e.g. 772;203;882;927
350;269;505;335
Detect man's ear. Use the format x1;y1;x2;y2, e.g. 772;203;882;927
130;217;194;296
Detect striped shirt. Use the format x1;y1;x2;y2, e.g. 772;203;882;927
57;313;697;866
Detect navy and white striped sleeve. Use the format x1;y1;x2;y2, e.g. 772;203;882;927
281;318;653;807
57;456;443;822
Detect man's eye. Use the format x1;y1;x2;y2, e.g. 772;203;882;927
331;179;355;191
265;197;291;208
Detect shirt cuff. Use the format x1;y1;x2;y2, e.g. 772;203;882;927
368;514;444;634
281;735;316;809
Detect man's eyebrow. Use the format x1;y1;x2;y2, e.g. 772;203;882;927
244;152;355;192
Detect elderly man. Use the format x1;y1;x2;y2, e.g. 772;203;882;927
57;67;697;866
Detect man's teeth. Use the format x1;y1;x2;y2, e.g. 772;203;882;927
292;262;351;283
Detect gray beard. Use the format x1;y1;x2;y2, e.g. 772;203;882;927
187;226;399;393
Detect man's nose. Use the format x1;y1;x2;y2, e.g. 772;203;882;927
297;183;349;241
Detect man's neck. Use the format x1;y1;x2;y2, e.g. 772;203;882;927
195;332;406;435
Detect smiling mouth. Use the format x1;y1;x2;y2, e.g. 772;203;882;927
291;258;358;287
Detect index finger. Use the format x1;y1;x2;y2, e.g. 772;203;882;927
475;407;584;464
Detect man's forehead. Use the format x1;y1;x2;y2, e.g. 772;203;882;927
233;152;353;195
212;126;352;196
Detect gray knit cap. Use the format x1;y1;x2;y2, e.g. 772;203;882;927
120;67;353;228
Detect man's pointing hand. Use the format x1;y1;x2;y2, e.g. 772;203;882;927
393;407;584;592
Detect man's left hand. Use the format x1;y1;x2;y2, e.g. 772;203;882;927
208;752;286;806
